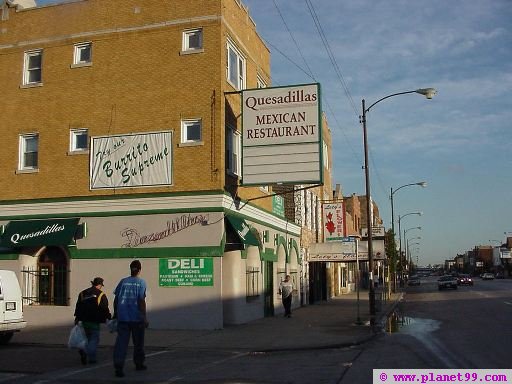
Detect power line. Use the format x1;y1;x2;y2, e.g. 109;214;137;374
304;0;359;117
273;0;315;80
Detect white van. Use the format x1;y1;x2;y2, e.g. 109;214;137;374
0;270;27;344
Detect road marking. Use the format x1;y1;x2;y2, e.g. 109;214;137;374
167;351;249;382
504;301;512;305
32;350;170;384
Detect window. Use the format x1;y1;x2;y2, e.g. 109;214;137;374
70;129;88;152
181;119;202;144
182;28;203;52
323;140;329;169
227;41;245;90
246;266;260;301
19;134;38;170
23;50;42;85
73;42;92;65
257;75;267;89
226;126;241;176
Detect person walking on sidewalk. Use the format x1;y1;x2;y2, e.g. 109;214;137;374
74;277;112;365
113;260;149;378
279;275;294;318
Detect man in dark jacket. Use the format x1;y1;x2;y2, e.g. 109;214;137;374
74;277;111;365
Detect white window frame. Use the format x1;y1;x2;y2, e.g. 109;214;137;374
181;119;202;145
18;133;39;171
73;42;92;66
227;126;241;176
226;40;245;90
323;140;329;169
182;28;203;53
69;128;89;153
23;50;43;86
257;74;267;89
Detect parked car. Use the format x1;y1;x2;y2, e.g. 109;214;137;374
0;270;27;344
457;274;474;286
482;273;495;280
408;275;421;286
438;275;458;290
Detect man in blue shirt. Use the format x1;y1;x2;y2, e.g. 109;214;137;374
113;260;148;378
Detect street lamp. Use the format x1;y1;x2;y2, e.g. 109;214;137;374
398;212;422;282
407;239;421;272
390;182;427;236
389;182;426;292
360;88;435;326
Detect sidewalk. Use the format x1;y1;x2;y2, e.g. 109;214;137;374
15;289;403;352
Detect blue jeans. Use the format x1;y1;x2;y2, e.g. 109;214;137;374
113;321;145;370
83;327;100;363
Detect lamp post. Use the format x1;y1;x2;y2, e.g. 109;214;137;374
360;88;435;326
398;212;422;282
390;182;426;291
404;228;421;277
407;240;421;273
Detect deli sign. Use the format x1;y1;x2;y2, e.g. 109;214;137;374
242;83;322;185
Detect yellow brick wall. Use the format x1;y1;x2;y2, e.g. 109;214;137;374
0;0;274;213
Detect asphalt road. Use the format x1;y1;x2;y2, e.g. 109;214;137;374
340;276;512;382
0;276;510;383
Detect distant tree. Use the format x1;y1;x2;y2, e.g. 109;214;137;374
385;228;398;274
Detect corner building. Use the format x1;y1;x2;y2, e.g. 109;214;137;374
0;0;302;329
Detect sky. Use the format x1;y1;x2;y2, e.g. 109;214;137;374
34;0;512;266
241;0;512;266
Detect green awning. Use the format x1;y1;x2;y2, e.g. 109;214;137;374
225;215;260;247
0;218;80;248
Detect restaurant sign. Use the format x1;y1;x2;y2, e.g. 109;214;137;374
90;131;172;189
159;257;213;287
241;83;322;185
0;218;80;248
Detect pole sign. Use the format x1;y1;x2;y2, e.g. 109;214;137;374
159;257;213;287
323;202;345;241
272;195;285;218
241;83;322;185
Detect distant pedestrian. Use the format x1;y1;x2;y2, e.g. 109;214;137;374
113;260;148;378
74;277;112;365
279;275;294;318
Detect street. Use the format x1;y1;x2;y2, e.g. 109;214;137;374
341;276;512;382
0;276;510;383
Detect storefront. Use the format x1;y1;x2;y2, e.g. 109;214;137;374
0;194;301;330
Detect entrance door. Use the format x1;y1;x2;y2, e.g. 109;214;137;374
308;262;327;304
263;261;274;317
37;247;68;306
38;263;53;305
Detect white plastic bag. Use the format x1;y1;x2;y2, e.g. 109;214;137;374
68;323;88;350
106;318;118;333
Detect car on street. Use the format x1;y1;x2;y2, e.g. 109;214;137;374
408;275;421;286
482;273;495;280
438;275;458;290
457;274;474;286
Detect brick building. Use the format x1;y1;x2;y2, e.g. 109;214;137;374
0;0;310;329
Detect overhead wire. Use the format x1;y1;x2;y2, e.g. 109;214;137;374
304;0;388;196
304;0;359;117
270;0;361;163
